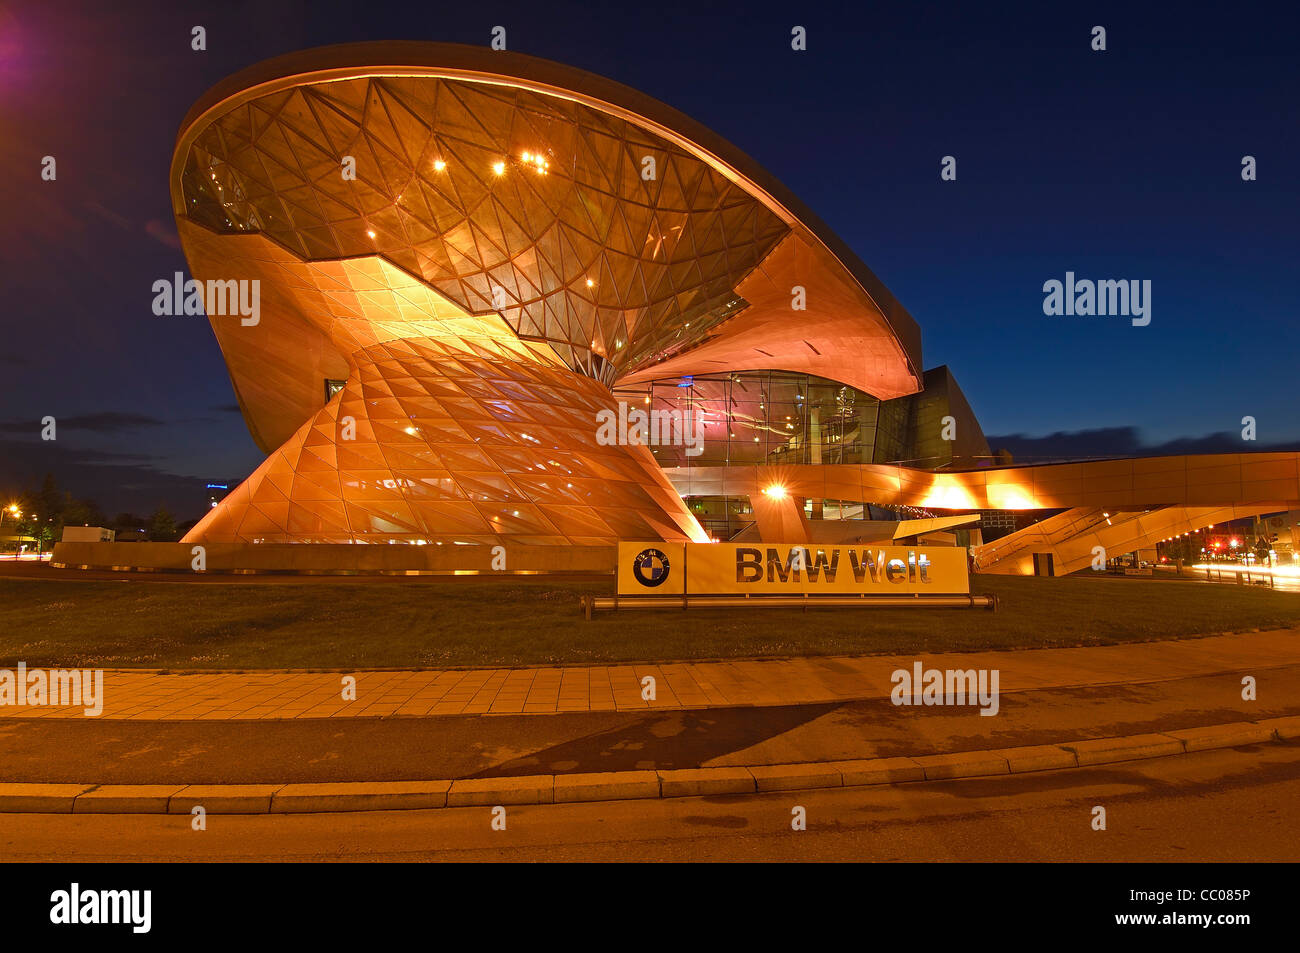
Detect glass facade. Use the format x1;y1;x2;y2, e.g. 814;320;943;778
685;496;755;542
614;370;908;469
172;54;988;550
179;75;789;388
684;495;940;542
615;366;991;471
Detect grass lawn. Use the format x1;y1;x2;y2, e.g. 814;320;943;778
1;573;1299;670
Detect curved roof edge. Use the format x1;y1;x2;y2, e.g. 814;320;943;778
171;41;923;390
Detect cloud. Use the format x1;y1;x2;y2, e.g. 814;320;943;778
60;447;158;462
0;412;166;434
85;202;182;251
84;201;133;231
0;438;220;522
144;218;182;250
985;426;1300;463
211;403;242;414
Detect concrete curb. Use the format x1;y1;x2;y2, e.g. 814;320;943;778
2;716;1294;815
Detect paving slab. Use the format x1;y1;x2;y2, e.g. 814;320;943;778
1260;714;1300;739
1065;733;1185;766
912;751;1011;780
271;781;451;813
0;783;94;813
836;757;925;786
166;784;281;814
658;767;756;797
2;629;1296;721
554;771;660;803
748;763;843;792
447;775;554;806
74;784;186;814
993;745;1079;774
1164;722;1278;752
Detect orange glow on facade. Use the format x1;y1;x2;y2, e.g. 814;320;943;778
170;44;1300;561
919;476;978;511
985;482;1037;511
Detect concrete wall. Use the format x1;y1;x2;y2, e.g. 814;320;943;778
51;542;616;574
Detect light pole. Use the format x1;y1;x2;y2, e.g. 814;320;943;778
0;504;20;558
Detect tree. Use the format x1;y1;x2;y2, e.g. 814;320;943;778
62;495;106;528
148;506;178;542
24;474;66;544
1165;535;1200;565
38;473;63;521
32;522;55;553
113;513;146;531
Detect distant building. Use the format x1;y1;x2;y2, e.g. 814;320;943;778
206;483;232;511
61;526;116;543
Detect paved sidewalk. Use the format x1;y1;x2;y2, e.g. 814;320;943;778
5;716;1300;815
2;629;1296;721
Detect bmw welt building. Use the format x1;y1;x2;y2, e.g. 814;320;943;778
58;42;1296;576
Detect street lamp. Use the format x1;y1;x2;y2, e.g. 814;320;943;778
0;505;21;559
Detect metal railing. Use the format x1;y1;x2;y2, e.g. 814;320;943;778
1201;566;1276;588
581;592;996;618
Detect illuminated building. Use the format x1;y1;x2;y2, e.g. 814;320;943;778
172;43;1300;573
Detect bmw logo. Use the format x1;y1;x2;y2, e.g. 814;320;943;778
632;548;671;588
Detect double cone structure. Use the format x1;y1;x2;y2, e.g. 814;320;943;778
174;42;924;546
170;44;1300;573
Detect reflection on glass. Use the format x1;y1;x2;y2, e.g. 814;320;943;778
618;370;895;469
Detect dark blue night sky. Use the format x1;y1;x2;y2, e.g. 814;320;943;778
2;0;1298;518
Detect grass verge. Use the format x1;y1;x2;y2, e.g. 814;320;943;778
1;573;1298;669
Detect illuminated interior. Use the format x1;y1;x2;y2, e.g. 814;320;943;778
173;44;1300;564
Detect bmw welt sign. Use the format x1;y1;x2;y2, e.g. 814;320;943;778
617;543;969;596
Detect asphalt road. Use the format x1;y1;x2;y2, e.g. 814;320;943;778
1;742;1295;861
